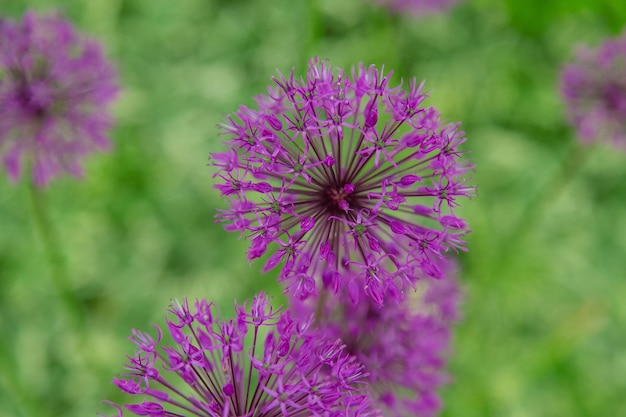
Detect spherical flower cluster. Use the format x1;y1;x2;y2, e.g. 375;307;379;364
211;58;473;305
0;11;118;186
373;0;460;16
560;31;626;149
103;292;379;417
292;259;462;417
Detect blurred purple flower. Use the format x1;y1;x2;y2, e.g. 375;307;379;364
211;58;473;305
374;0;460;16
0;10;118;187
560;31;626;149
292;259;462;417
103;292;380;417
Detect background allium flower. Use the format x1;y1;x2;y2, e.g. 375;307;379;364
0;11;118;186
560;31;626;148
374;0;460;16
104;292;379;417
212;58;473;305
292;259;462;417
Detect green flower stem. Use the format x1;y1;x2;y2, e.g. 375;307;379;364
391;15;412;80
314;286;328;324
0;341;48;417
502;142;592;258
305;0;322;64
28;183;84;327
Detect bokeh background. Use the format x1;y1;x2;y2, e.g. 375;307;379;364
1;0;626;416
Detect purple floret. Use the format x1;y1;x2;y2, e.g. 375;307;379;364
560;31;626;149
102;292;380;417
0;10;118;186
373;0;460;16
292;258;462;417
211;58;473;305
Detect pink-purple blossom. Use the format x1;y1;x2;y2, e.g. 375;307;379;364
373;0;460;16
103;292;380;417
0;11;118;186
212;58;473;305
292;259;462;417
560;31;626;149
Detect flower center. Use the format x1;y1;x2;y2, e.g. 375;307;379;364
324;185;356;214
15;80;55;118
603;83;626;113
328;186;348;203
18;86;46;116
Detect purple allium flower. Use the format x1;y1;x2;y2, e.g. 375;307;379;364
560;32;626;149
373;0;460;16
292;259;462;417
211;58;473;305
0;11;118;186
103;292;380;417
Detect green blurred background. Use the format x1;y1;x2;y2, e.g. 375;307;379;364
1;0;626;416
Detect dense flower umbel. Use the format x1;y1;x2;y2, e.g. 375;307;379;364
292;259;462;417
0;11;118;186
212;59;473;305
560;31;626;149
103;293;380;417
373;0;459;16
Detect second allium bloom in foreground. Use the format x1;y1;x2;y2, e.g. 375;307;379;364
104;293;379;416
292;258;462;417
212;58;473;305
0;11;118;186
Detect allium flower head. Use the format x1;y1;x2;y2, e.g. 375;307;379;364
560;31;626;148
0;10;118;186
374;0;460;16
292;259;462;417
212;58;473;305
103;292;379;417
